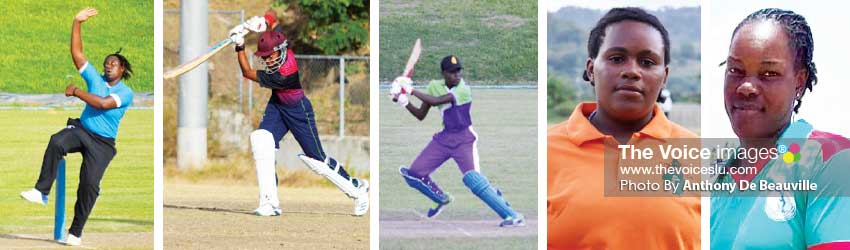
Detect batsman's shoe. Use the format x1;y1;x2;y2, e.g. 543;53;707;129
20;188;47;205
61;233;82;246
352;179;369;216
426;195;452;218
499;214;526;227
253;204;282;216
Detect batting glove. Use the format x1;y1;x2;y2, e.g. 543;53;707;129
389;79;402;96
229;25;249;46
245;16;268;33
395;93;410;107
395;76;414;94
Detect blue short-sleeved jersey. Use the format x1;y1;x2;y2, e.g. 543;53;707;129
78;61;134;138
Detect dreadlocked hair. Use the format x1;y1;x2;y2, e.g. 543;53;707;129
733;8;816;113
106;48;133;80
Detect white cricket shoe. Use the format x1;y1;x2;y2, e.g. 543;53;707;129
61;233;82;246
253;204;282;216
20;188;47;205
353;179;369;216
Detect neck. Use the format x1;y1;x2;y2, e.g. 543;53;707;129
589;107;653;144
446;79;459;88
738;123;788;151
108;79;121;86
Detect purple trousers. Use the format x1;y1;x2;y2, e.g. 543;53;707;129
408;127;479;177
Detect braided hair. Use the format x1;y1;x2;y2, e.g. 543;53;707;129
732;8;816;113
583;7;671;84
106;48;133;80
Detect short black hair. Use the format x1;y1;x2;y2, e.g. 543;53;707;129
105;48;133;80
583;7;671;82
732;8;816;113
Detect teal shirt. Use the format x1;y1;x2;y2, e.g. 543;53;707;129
711;120;850;249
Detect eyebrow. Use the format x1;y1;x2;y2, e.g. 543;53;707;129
605;47;662;57
724;56;783;66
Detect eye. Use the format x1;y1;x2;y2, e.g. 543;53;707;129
762;71;780;77
640;58;657;67
727;67;743;75
608;55;625;63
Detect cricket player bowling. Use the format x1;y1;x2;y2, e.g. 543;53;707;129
19;8;135;246
228;15;369;216
390;55;524;227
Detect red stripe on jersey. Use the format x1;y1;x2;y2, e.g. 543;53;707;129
809;130;850;162
809;241;850;250
278;49;298;76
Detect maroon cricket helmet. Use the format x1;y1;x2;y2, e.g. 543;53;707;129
255;31;288;57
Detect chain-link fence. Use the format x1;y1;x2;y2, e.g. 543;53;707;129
163;9;369;159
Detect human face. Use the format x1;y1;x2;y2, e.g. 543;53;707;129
724;20;805;139
442;68;462;86
587;20;668;122
103;56;124;82
262;50;281;67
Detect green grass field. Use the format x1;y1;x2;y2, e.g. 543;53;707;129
0;1;153;93
379;89;537;249
379;0;537;84
0;109;153;235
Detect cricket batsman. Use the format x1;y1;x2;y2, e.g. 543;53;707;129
19;8;135;246
228;15;369;216
389;55;524;227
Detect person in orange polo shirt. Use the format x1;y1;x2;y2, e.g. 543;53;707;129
548;7;700;249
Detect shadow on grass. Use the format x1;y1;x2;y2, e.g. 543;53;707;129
88;218;153;226
164;204;355;217
0;233;62;245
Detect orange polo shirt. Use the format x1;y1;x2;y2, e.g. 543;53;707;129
548;102;701;249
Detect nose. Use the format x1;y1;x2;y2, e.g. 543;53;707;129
619;60;640;81
736;80;759;98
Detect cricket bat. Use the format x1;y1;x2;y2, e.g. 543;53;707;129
392;39;422;102
163;38;233;79
402;38;422;77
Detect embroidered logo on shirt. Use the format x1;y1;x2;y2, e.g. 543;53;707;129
764;194;796;222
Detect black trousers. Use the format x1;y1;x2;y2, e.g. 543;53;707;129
34;118;116;237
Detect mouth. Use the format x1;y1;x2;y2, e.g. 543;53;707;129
731;102;765;113
614;85;644;95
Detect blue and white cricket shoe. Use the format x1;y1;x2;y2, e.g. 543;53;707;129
20;188;47;205
499;214;526;227
253;204;282;216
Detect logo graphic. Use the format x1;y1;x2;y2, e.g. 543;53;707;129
451;56;457;64
764;194;796;222
778;143;801;163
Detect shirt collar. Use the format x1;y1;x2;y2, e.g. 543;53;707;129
563;102;672;146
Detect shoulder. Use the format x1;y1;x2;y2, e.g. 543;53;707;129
547;121;579;151
809;130;850;162
668;121;698;138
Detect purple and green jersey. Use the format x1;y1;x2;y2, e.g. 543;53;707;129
425;79;475;147
407;79;480;178
711;119;850;249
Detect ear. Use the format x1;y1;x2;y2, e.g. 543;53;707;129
794;69;808;99
662;65;670;89
585;57;595;86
